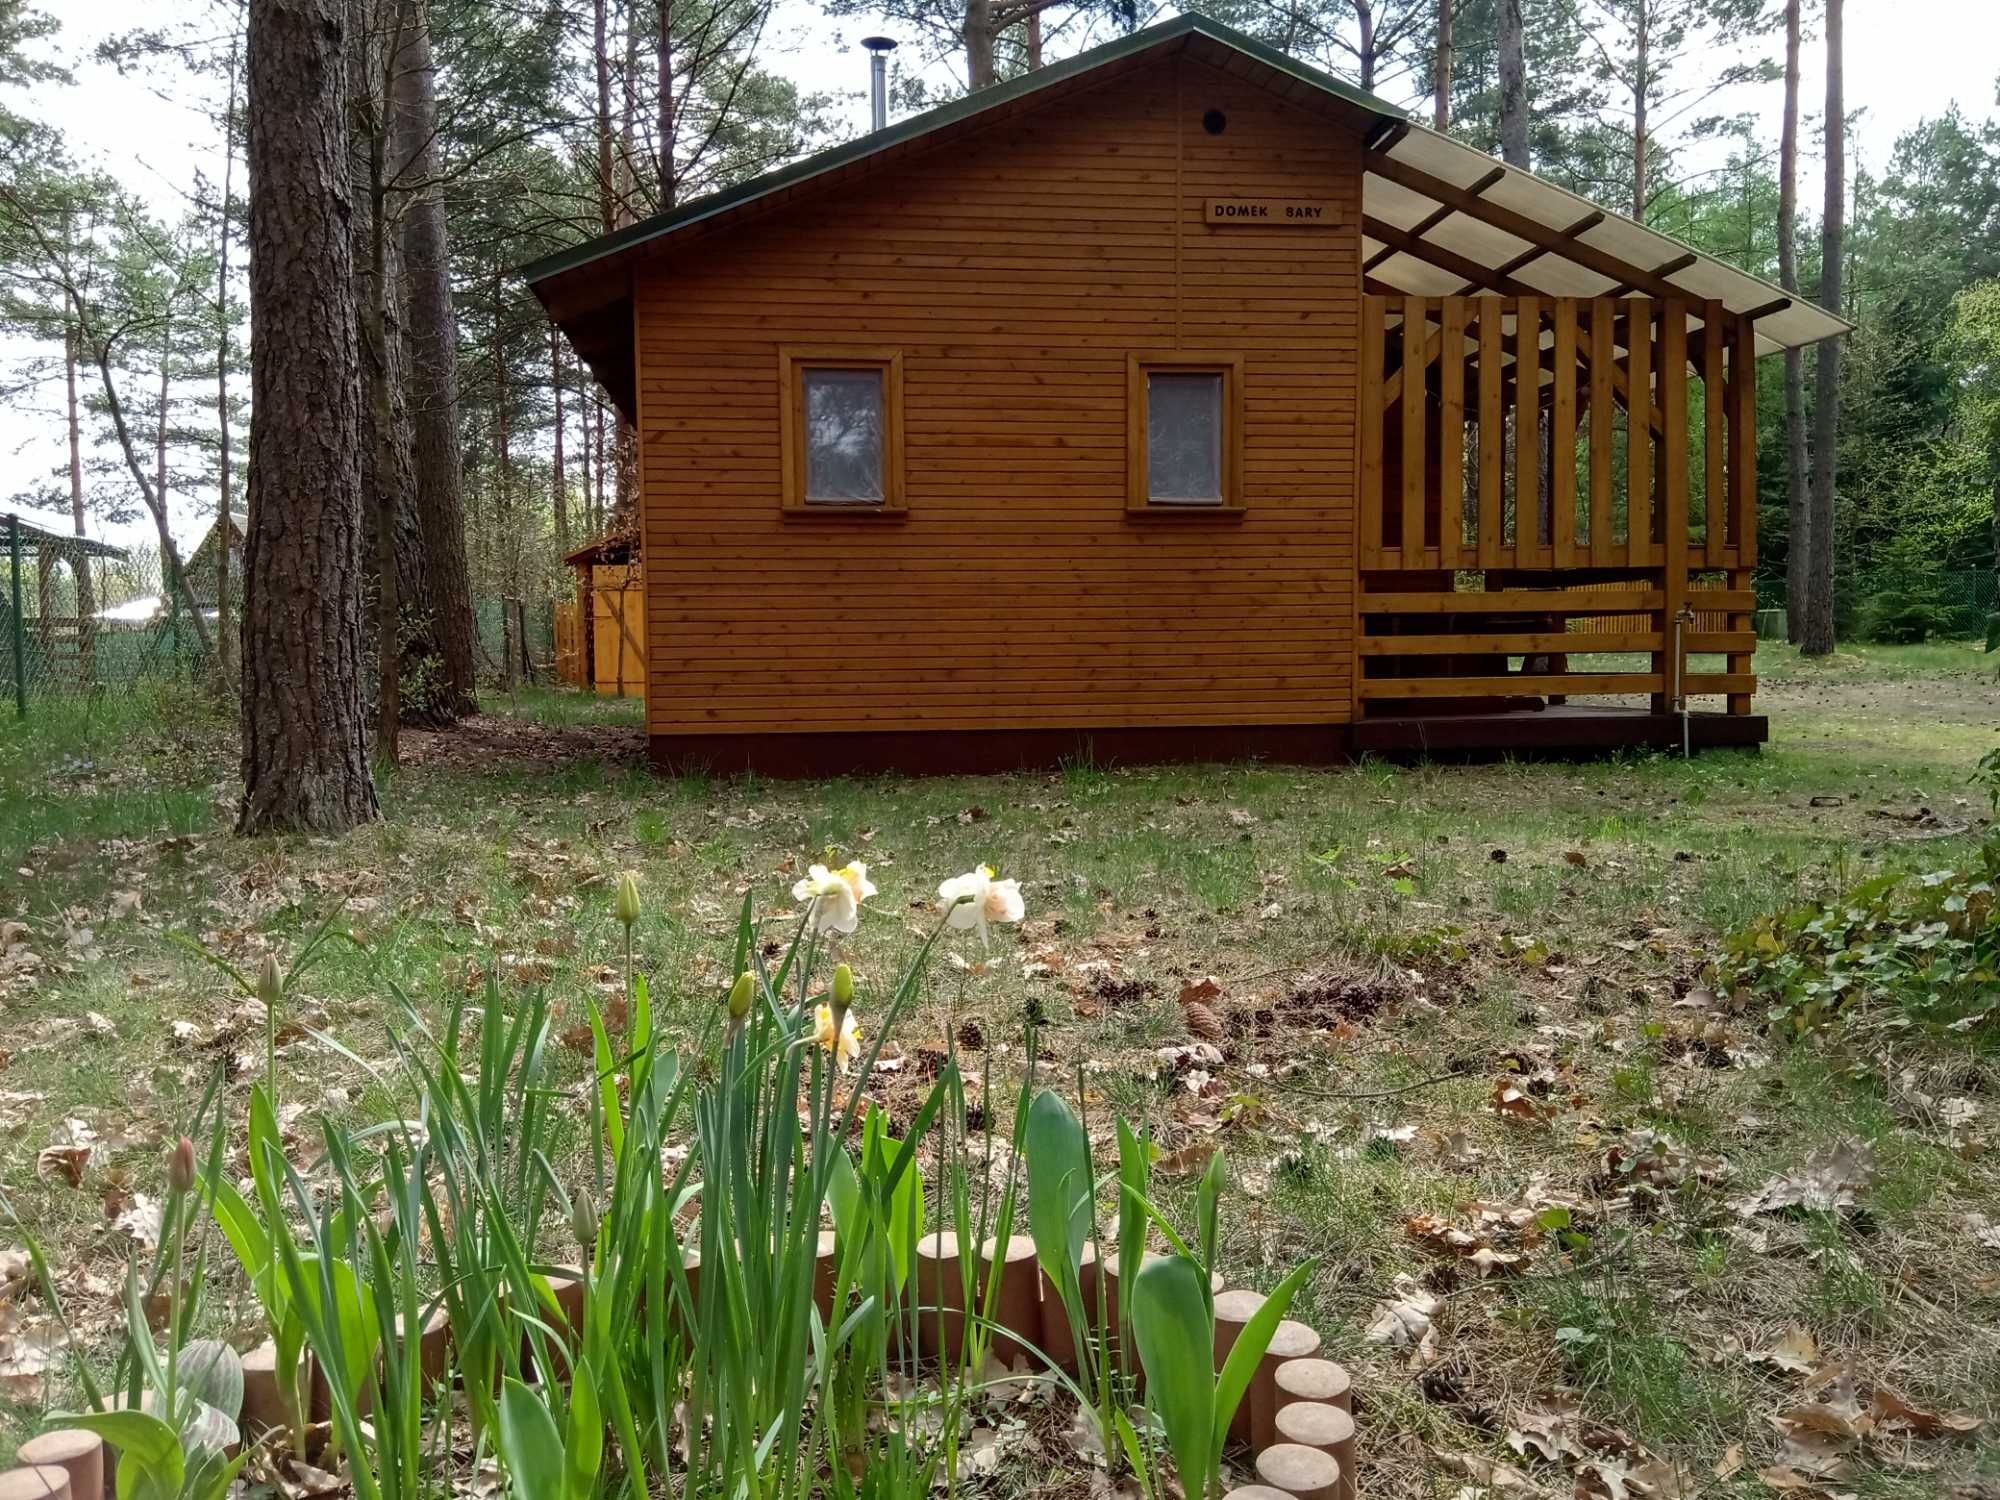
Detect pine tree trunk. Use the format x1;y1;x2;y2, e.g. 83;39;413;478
155;333;170;580
1778;0;1808;644
492;272;516;695
1801;0;1842;657
1631;0;1648;220
1026;10;1042;68
578;378;595;537
392;0;478;720
656;0;675;208
963;0;994;89
1498;0;1528;167
215;34;238;693
610;0;639;522
552;325;569;558
64;322;96;682
353;0;405;764
239;0;379;834
1433;0;1451;130
1356;0;1378;90
594;0;614;230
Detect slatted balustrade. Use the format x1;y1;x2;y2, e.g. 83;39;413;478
1356;294;1760;718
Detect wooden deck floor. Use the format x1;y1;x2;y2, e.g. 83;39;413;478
1352;704;1768;757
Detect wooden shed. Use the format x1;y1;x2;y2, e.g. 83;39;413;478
557;532;645;698
525;12;1849;774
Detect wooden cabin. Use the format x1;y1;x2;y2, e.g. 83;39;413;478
556;532;645;697
525;12;1848;775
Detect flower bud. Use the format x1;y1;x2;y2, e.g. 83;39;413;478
166;1135;196;1194
257;952;283;1013
728;971;754;1022
830;963;855;1027
615;871;642;929
571;1187;598;1250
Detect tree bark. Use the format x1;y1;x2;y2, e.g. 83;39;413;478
1631;0;1648;221
552;324;569;558
492;272;516;695
155;329;170;575
578;376;595;537
1354;0;1377;91
1026;9;1042;69
1801;0;1842;657
1498;0;1528;168
963;0;994;89
1433;0;1451;130
392;0;478;719
594;0;614;230
610;0;639;521
238;0;379;834
1778;0;1807;644
63;321;96;681
353;0;407;764
215;33;239;693
656;0;675;208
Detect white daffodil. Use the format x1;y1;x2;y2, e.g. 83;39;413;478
937;865;1026;947
792;861;874;935
814;1002;863;1071
835;861;877;907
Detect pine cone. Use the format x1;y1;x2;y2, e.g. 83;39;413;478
1183;1000;1225;1042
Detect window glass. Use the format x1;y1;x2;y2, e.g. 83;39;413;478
803;368;885;502
1146;371;1223;503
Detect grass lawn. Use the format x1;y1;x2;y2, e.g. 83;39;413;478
1;641;1996;1497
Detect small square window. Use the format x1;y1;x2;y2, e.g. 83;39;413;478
779;348;905;515
1128;353;1243;515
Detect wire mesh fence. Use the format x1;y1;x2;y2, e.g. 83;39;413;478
1753;568;1997;639
1;513;215;714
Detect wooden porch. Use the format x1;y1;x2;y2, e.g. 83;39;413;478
1353;293;1762;749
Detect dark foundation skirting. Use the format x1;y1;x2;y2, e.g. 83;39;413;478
647;723;1351;777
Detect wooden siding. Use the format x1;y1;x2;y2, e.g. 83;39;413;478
633;53;1367;738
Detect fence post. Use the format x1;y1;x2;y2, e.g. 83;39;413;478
9;515;24;718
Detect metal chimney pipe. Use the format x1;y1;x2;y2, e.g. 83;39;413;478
862;36;896;131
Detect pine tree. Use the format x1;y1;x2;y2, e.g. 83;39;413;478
238;0;379;833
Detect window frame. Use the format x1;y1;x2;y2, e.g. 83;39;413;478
1127;351;1245;517
779;346;906;518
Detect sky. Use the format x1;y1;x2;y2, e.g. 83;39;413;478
3;0;1997;555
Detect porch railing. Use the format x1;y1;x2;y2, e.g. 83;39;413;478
1355;294;1761;716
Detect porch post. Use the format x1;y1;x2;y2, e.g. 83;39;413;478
1658;301;1690;715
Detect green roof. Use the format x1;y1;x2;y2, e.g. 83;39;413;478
519;10;1403;287
1;512;127;559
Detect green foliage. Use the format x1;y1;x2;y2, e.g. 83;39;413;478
1715;835;2000;1033
1857;587;1959;643
1122;1160;1317;1500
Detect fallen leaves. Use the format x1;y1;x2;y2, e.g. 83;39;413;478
1748;1326;1822;1377
1502;1396;1687;1499
1735;1140;1874;1219
1490;1079;1552;1122
1364;1275;1440;1363
1745;1342;1984;1490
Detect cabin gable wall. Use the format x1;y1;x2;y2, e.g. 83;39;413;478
633;54;1368;750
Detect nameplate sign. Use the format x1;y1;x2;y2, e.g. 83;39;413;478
1204;197;1335;226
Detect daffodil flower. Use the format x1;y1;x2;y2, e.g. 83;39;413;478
814;1002;863;1071
792;861;875;935
937;865;1026;947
